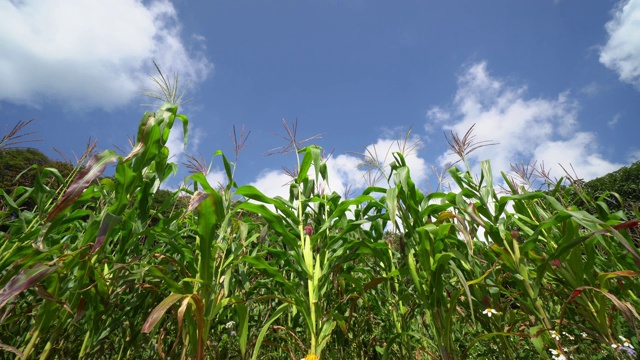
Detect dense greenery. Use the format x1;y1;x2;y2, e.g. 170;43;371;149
6;149;638;227
0;147;188;225
584;161;640;213
0;148;74;196
0;100;639;360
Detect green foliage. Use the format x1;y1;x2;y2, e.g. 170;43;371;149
0;148;76;216
0;101;639;360
0;148;187;224
0;148;55;192
584;160;640;211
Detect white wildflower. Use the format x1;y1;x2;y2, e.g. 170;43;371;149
482;308;497;317
619;336;633;349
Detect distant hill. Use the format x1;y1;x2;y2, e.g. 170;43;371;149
583;160;640;213
0;147;187;221
0;147;74;195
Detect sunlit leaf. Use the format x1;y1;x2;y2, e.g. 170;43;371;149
142;293;184;333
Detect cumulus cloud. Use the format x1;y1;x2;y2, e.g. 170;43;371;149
608;113;621;128
250;169;293;200
205;170;227;189
0;0;212;110
579;82;604;97
165;123;189;165
600;0;640;89
321;154;365;197
427;62;622;182
424;107;450;133
628;148;640;163
249;135;429;200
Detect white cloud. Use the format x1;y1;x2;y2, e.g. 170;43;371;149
600;0;640;89
579;82;603;97
248;155;365;202
0;0;212;110
249;135;429;200
425;106;451;133
250;169;293;200
628;148;640;163
430;61;623;182
608;113;621;128
533;133;621;180
166;124;188;164
323;154;366;196
205;170;227;189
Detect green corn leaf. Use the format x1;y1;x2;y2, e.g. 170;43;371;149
386;187;398;229
241;255;290;285
450;263;475;324
319;161;328;183
133;116;162;173
236;303;249;357
407;250;422;296
479;160;493;206
196;191;223;289
251;303;289;360
109;159;136;215
323;194;377;226
313;256;321;299
395;165;410;195
316;320;336;356
214;150;234;186
0;189;20;211
297;145;322;184
297;147;313;183
235;185;298;222
145;267;184;294
304;235;314;275
433;252;453;271
136;112;155;143
235;202;298;244
157;103;178;144
189;173;217;195
528;325;546;356
176;113;189;147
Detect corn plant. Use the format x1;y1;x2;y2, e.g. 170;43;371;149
1;89;639;360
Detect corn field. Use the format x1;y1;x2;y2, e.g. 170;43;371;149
0;98;639;360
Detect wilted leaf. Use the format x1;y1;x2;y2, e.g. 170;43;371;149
34;285;73;314
363;277;386;292
0;342;23;357
142;293;184;333
47;150;117;222
0;264;57;309
91;212;120;254
597;270;640;286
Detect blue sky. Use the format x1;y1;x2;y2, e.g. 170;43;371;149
1;0;639;196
